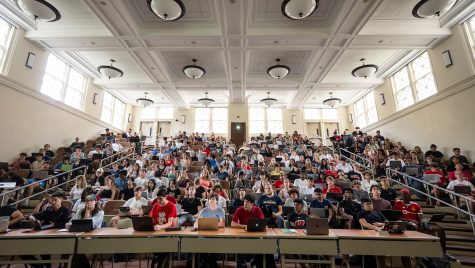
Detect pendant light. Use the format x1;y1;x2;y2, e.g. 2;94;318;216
136;92;154;107
17;0;61;22
260;92;278;107
351;58;378;79
267;59;290;79
323;92;341;108
148;0;186;21
97;59;124;79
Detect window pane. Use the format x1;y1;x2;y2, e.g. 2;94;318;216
0;17;13;72
367;107;378;125
195;120;210;133
249;121;265;134
212;108;228;121
249;107;265;120
67;68;85;90
393;67;410;90
40;75;63;100
141;107;157;119
321;109;339;120
356;114;367;128
158;107;174;119
412;52;432;80
303;109;320;120
212;120;227;134
64;87;82;109
45;54;67;80
267;108;282;120
268;120;283;133
112;99;124;129
212;108;228;134
415;74;437;101
395;87;414;110
101;92;114;122
195;108;210;120
249;107;266;134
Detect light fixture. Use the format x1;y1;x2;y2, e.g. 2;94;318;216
183;59;206;79
197;92;215;107
412;0;457;18
351;58;378;79
136;92;154;107
323;92;341;108
148;0;185;21
18;0;61;22
260;92;278;107
97;59;124;79
281;0;318;20
267;59;290;79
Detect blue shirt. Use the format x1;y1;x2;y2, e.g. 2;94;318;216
310;198;331;209
257;194;283;215
114;177;127;191
199;207;225;220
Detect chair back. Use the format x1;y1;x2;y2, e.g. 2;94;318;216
102;200;126;215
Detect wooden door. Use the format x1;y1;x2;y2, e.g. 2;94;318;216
231;122;246;147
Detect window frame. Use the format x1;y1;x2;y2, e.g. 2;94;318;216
194;107;228;134
248;107;283;135
0;16;15;74
100;91;125;129
353;91;378;128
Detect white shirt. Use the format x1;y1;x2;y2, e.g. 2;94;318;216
294;179;307;189
319;154;333;161
335;163;353;173
124;197;148;211
299;186;315;195
386;159;406;168
447;180;475;191
112;143;123;152
134;177;149;188
69;186;84;201
361;179;378;192
136;159;144;168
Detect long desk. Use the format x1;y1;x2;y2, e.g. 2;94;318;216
332;229;443;258
0;228;443;268
0;229;77;268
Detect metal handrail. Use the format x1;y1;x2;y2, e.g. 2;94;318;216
340;148;373;167
99;146;135;168
101;151;136;170
0;165;87;198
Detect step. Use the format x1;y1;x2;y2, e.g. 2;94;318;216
447;245;475;255
451;256;475;267
447;234;475;242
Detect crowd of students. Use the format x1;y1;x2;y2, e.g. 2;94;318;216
1;128;474;267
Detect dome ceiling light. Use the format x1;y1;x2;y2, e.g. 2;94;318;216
17;0;61;22
136;92;154;107
323;92;341;108
351;58;378;79
183;59;206;79
198;92;215;107
148;0;185;21
281;0;318;20
97;59;124;79
412;0;457;18
267;59;290;79
260;92;278;107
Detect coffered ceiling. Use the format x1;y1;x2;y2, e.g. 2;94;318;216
2;0;474;108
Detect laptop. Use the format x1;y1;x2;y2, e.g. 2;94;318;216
325;192;343;202
131;216;155;231
454;185;472;195
119;207;130;217
383;221;407;233
92;154;104;160
142;205;153;215
422;174;440;184
69;219;93;232
304;217;329;235
197;218;219;231
381;209;403;221
301;194;313;203
389;161;403;170
79;159;92;166
0;182;16;189
309;207;326;218
404;166;419;177
0;216;10;233
32;220;55;231
246;218;266;232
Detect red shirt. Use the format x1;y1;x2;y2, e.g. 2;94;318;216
393;200;422;224
202;148;211;157
151;195;177;206
325;170;338;178
165;159;174;167
232;206;264;225
424;171;448;187
448;171;472;181
273;179;284;189
149;201;177;226
323;186;342;195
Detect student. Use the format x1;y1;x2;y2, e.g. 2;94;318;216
284;189;308;214
111;186;148;227
351;180;369;202
68;194;104;229
134;168;149;189
232;187;246;207
178;185;202;226
28;191;70;228
323;176;342;195
357;197;386;231
379;176;397;202
34;189;54;213
287;198;308;228
256;184;284;228
69;175;87;203
310;188;334;223
149;188;177;268
361;172;378;192
370;185;392;212
337;188;362;229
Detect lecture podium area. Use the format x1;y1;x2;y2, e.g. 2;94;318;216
0;227;442;268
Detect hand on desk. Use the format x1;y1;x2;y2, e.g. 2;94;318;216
154;225;162;231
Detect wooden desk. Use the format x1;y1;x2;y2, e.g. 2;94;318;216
76;227;180;254
274;229;338;268
0;229;76;268
331;229;443;257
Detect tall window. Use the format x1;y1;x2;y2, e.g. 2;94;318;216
101;92;125;129
353;91;378;128
158;107;174;119
303;109;339;120
140;107;157;119
40;54;87;110
0;17;14;73
466;15;475;57
391;51;437;111
194;108;228;134
248;107;283;134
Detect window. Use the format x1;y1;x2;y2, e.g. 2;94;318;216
158;107;174;119
40;54;87;110
391;51;437;111
140;107;157;119
303;108;339;120
194;108;228;134
466;15;475;57
248;107;283;134
353;91;378;128
101;92;125;129
0;17;14;73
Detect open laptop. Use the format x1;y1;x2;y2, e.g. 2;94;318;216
119;207;130;217
60;164;73;172
389;161;403;170
0;182;16;189
131;216;154;231
404;166;420;177
69;219;93;232
142;205;153;215
0;216;10;233
423;174;440;184
32;220;55;231
304;217;329;235
197;218;219;231
381;209;403;221
246;218;266;232
309;207;326;218
383;221;407;233
454;185;472;195
92;154;104;160
301;194;313;203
